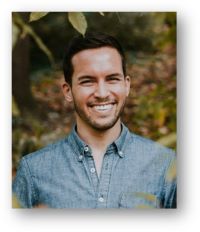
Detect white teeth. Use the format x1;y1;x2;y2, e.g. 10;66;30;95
94;104;113;111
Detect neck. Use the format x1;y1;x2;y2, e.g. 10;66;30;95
76;119;121;151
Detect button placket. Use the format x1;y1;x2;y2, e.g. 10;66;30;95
86;157;99;190
78;155;83;161
96;153;114;208
90;167;96;173
84;146;89;153
118;150;123;156
98;196;104;203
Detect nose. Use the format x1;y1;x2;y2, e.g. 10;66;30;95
94;81;109;99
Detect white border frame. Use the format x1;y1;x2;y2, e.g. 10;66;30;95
1;1;200;232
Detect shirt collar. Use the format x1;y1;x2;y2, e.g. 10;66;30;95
113;123;129;157
68;123;130;160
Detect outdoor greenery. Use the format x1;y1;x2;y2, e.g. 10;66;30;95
12;12;176;174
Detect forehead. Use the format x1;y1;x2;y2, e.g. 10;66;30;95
71;47;123;75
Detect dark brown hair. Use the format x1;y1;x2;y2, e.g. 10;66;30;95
63;32;126;86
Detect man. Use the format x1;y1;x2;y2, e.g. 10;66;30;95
13;32;176;208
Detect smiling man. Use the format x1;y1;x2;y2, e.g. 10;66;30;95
13;32;176;208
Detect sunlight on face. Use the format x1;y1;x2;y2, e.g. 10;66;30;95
70;47;130;131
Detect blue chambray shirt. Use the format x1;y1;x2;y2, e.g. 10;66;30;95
13;124;176;208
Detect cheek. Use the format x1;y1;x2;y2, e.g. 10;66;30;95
110;85;128;98
72;87;94;102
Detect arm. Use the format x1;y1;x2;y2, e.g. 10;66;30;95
12;158;38;208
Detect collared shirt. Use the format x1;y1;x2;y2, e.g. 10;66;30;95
13;124;176;208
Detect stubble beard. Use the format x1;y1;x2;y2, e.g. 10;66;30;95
73;99;126;132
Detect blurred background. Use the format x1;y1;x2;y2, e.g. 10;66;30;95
12;12;176;175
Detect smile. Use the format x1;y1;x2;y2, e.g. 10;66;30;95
93;104;114;111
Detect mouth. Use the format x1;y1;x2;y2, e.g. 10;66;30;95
88;102;116;113
93;104;114;111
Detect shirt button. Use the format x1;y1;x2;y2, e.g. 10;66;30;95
98;197;104;203
84;146;89;152
78;155;83;161
118;151;123;156
90;167;95;173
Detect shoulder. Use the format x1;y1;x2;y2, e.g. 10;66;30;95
21;136;71;164
125;131;176;183
127;131;176;160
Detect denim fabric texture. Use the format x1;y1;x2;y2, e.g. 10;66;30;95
13;124;176;208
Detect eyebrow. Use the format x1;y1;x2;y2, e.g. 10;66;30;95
106;73;124;78
77;73;124;81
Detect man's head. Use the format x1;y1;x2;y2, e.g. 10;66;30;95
63;32;130;131
63;32;126;86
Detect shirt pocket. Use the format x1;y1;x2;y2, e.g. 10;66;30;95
119;191;161;208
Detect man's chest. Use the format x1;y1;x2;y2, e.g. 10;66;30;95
34;154;162;208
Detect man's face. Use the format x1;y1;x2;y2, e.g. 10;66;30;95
64;47;130;131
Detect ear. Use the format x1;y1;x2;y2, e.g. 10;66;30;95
62;82;73;102
125;75;131;97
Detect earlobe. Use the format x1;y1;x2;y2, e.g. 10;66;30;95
62;82;73;102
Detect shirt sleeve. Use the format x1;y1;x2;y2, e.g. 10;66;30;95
162;155;177;208
12;158;37;208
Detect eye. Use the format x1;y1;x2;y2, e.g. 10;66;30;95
107;76;121;82
80;79;95;86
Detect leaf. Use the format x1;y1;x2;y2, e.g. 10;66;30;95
29;12;49;22
157;132;176;147
12;23;20;49
136;204;154;209
157;108;167;127
12;96;20;116
166;158;176;182
134;192;157;202
12;194;21;208
68;12;87;36
13;13;55;66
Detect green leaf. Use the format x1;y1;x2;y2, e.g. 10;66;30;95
157;132;176;147
13;13;55;66
136;204;154;209
12;96;20;117
166;158;176;182
68;12;87;36
12;194;21;208
29;12;49;22
134;192;157;202
12;23;20;49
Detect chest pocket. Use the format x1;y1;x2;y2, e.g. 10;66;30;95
119;191;161;208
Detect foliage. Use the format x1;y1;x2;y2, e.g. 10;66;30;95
29;12;104;36
12;22;20;48
12;12;176;173
122;51;176;147
12;12;55;66
13;12;104;68
29;12;48;22
12;194;21;208
68;12;87;36
166;157;176;182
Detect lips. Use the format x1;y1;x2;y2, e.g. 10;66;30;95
94;104;113;111
88;101;116;113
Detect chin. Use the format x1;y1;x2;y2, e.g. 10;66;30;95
89;118;120;131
